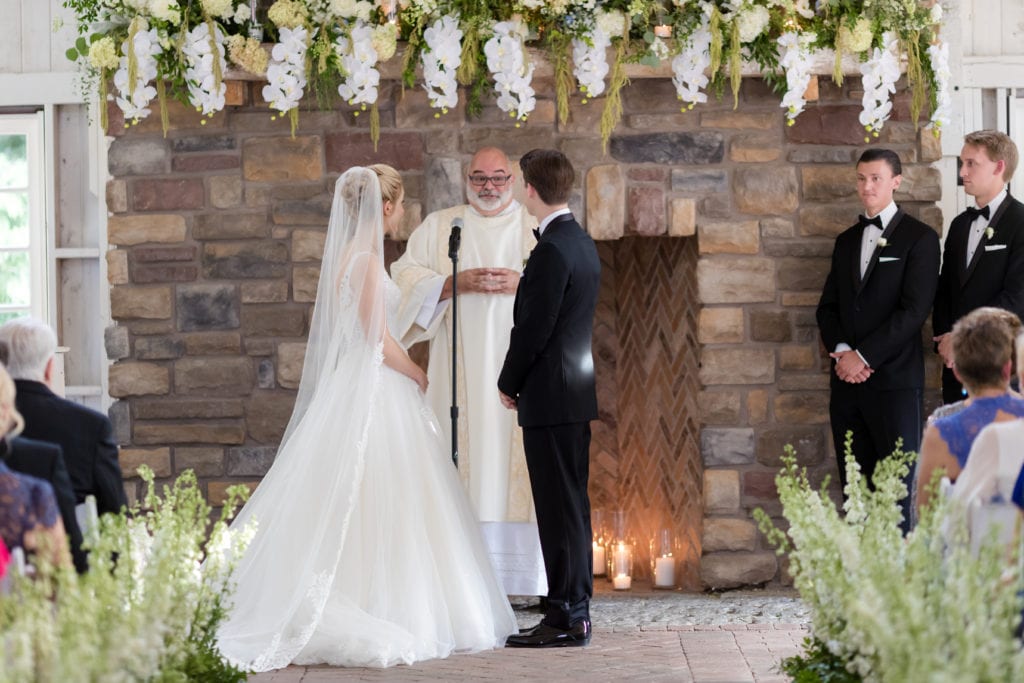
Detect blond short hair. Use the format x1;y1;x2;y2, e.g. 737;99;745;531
964;130;1019;181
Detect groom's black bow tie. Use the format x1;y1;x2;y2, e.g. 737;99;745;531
859;214;883;229
966;205;991;220
532;228;541;241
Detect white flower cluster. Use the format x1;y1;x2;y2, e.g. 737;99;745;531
858;32;901;139
148;0;183;25
735;3;770;43
263;26;309;114
484;19;536;123
308;0;373;24
421;15;463;113
671;17;712;109
927;42;952;133
572;26;610;99
777;31;815;125
112;22;161;122
181;22;228;116
335;21;381;106
200;0;235;20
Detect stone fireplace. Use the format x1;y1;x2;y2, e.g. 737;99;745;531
106;71;943;589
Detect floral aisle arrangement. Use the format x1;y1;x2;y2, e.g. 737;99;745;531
754;441;1024;682
63;1;949;146
0;467;254;682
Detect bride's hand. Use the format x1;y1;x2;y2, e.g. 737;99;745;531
414;369;428;394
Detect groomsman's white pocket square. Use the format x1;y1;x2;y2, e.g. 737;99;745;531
878;256;900;262
985;244;1007;251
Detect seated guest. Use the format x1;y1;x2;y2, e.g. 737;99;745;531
0;537;9;580
915;308;1024;514
0;358;87;572
0;318;127;517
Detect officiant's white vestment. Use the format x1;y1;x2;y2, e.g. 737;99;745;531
391;201;546;596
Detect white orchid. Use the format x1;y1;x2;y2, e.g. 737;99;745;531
484;18;536;123
421;15;463;112
858;32;901;139
262;25;310;114
777;31;815;124
112;21;161;122
336;20;381;106
572;24;611;99
926;42;952;134
181;21;228;116
671;16;712;109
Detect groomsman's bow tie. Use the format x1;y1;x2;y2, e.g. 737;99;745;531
966;205;991;220
532;228;541;240
859;214;883;229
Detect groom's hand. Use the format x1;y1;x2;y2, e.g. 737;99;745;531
499;391;517;410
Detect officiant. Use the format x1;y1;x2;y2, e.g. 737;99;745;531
391;147;544;596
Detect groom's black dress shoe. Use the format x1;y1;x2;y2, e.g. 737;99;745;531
506;620;591;648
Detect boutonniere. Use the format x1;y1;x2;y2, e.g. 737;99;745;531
985;226;995;240
876;237;888;249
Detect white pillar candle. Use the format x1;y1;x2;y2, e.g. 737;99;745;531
613;574;632;590
592;542;606;576
654;556;675;587
654;24;673;38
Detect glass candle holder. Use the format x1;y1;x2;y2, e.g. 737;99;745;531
591;509;607;576
611;540;633;590
650;528;677;589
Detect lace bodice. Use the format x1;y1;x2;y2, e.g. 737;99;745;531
0;461;59;551
934;394;1024;467
384;275;402;328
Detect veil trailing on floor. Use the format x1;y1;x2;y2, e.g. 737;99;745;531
216;168;390;671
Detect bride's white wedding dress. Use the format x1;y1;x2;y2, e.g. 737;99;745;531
215;168;516;671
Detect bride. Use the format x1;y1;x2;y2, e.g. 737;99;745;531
215;165;517;671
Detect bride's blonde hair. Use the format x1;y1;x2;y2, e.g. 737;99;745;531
367;164;403;205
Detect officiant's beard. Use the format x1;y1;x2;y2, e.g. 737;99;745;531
468;185;513;214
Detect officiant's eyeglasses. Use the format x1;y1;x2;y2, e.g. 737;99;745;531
467;174;512;188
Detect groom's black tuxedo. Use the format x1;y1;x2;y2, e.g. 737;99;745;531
499;212;600;630
933;194;1024;402
817;209;940;491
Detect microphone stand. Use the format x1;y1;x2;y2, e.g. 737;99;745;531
448;222;461;468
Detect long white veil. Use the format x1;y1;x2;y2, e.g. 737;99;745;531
216;167;389;671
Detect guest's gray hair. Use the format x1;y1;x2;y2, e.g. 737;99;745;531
0;317;57;382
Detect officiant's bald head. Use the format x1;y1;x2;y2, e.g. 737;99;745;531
466;147;516;216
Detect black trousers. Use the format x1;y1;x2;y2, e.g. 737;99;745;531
522;422;593;629
941;366;966;405
829;385;922;531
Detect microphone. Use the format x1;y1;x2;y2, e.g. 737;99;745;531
448;217;463;259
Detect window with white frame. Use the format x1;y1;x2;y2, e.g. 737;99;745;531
0;113;47;324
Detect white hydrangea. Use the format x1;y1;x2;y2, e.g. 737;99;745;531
148;0;182;24
335;20;380;106
671;16;712;109
927;42;952;133
371;22;398;62
595;8;626;38
232;3;251;24
421;15;462;112
484;18;536;123
859;32;901;139
777;31;815;124
181;21;228;116
262;25;309;113
736;3;770;43
572;24;611;99
200;0;234;20
112;21;161;122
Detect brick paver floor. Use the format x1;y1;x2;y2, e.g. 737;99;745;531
247;586;809;682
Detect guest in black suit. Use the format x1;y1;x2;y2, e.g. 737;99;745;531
0;318;126;518
816;149;941;515
499;149;600;649
933;130;1024;403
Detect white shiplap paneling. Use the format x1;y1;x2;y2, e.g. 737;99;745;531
0;0;23;73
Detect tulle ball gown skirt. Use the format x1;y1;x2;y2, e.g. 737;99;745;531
216;363;517;671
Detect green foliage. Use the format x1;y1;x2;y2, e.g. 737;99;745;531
781;636;863;683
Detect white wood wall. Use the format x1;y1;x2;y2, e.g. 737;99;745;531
1;0;78;74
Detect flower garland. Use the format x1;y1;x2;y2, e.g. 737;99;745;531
483;19;536;125
572;26;611;101
777;30;815;126
926;41;952;136
111;18;161;124
858;31;901;142
335;21;381;108
421;15;463;115
262;25;309;132
671;17;712;111
181;21;228;119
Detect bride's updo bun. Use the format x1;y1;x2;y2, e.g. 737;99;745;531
338;165;403;221
367;164;403;205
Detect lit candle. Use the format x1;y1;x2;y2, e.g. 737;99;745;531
654;555;675;587
592;542;606;576
654;24;672;38
613;574;632;590
611;541;631;589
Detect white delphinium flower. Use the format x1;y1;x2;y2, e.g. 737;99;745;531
484;18;536;124
735;3;770;43
181;21;228;116
777;30;815;125
572;23;611;100
859;32;901;140
335;20;381;106
927;41;952;134
671;16;712;109
421;15;463;113
263;25;309;113
112;22;161;122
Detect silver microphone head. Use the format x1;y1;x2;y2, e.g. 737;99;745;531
451;217;464;230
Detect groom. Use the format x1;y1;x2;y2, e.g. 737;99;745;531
498;149;600;648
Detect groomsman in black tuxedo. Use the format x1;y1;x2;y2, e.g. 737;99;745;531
498;149;600;648
933;130;1024;403
817;149;940;508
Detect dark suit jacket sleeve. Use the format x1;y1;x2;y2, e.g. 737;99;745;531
93;417;128;516
47;445;87;573
932;220;960;336
498;242;570;397
816;241;845;351
858;229;941;368
986;215;1024;317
